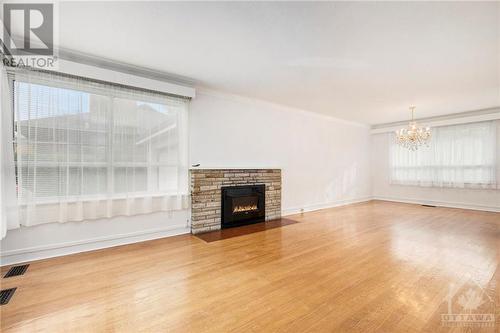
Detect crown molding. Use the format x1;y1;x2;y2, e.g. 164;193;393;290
56;47;197;88
4;33;197;88
196;87;370;128
371;107;500;134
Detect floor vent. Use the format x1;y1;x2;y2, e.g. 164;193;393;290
0;288;16;305
4;264;29;278
422;204;437;208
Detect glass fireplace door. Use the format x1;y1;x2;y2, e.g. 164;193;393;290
221;185;265;228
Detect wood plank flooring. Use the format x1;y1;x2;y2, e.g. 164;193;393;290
1;200;499;332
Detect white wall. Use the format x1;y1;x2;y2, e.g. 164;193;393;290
190;90;372;215
4;84;496;266
1;89;372;265
370;124;500;212
3;84;497;266
0;211;189;265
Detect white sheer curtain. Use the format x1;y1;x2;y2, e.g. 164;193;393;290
0;64;19;238
12;69;189;227
390;121;498;189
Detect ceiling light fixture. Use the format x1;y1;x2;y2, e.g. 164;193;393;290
395;105;431;151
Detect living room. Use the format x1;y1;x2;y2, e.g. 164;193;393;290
0;2;498;332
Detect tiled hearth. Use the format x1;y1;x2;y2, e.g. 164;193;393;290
190;169;281;234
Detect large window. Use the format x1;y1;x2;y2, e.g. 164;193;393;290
12;70;189;226
390;121;497;189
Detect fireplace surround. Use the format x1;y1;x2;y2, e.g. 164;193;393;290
190;169;281;234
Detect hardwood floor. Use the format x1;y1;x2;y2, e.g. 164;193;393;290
1;200;499;332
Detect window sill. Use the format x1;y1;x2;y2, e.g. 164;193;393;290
18;192;189;206
389;181;498;190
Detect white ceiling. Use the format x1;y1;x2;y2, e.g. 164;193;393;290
54;2;500;124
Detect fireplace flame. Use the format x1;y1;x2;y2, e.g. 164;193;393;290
233;204;258;213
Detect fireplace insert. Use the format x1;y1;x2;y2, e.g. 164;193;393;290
221;184;265;228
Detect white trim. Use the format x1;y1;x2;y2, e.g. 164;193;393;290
0;224;189;266
196;87;369;128
1;195;497;266
282;197;373;216
372;196;500;213
56;46;195;87
52;59;196;98
0;197;374;266
282;196;500;216
190;167;281;170
371;109;500;134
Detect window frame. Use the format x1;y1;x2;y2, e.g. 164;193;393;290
11;71;188;205
389;121;498;189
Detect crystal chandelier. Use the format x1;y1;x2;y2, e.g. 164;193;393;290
395;105;431;151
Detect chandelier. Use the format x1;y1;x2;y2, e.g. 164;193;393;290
395;105;431;151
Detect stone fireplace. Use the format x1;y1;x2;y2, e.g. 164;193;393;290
190;169;281;234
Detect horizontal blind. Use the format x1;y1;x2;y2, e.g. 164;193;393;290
13;69;189;226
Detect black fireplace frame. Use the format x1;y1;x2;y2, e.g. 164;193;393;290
221;184;265;228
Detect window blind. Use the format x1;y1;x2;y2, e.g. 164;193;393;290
390;121;498;189
12;69;189;226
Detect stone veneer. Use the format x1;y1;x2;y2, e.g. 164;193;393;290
190;169;281;234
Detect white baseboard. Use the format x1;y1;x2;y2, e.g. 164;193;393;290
2;196;496;266
1;198;373;266
0;224;190;266
282;197;373;216
372;196;500;213
282;195;500;216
